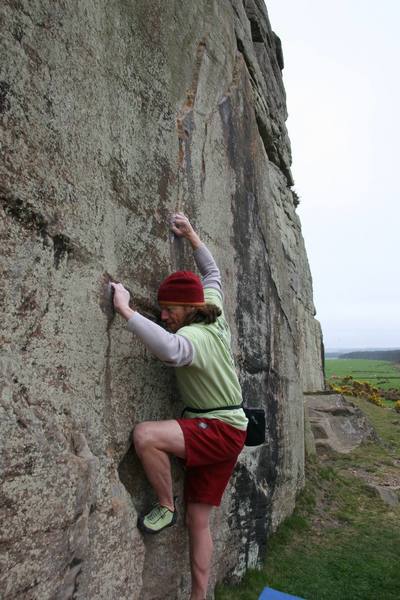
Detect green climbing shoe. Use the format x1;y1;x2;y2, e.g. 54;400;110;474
138;502;177;534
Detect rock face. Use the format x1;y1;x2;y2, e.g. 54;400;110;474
0;1;324;598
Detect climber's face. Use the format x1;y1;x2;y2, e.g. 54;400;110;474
160;305;194;332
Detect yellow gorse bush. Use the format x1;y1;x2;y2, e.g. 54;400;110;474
328;375;385;407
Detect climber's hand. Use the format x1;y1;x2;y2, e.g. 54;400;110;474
170;213;202;249
170;212;194;238
110;282;135;320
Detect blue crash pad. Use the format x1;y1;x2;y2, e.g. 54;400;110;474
259;587;305;600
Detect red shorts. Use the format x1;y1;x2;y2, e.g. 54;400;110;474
176;417;246;506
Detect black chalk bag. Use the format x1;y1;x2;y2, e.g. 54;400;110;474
182;403;265;447
243;406;266;446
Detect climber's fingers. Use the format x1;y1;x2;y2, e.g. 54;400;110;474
110;282;130;310
170;213;194;238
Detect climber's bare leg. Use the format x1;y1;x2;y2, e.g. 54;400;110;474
133;420;185;511
186;502;214;600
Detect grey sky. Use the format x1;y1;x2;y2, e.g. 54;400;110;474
265;0;399;349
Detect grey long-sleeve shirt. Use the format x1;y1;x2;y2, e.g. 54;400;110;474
127;244;222;367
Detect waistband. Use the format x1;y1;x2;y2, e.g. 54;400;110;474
182;404;243;416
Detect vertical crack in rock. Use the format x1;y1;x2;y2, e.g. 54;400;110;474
173;39;207;269
105;309;114;433
176;39;207;178
104;321;114;439
200;121;208;194
99;273;116;443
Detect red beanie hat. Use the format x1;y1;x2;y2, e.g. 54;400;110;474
158;271;205;306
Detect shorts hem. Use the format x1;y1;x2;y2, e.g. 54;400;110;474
184;496;222;507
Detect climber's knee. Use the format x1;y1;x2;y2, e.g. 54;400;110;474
133;420;186;459
133;421;153;454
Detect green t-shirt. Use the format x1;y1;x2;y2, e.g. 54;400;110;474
176;288;248;430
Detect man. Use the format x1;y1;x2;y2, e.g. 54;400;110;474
111;213;247;600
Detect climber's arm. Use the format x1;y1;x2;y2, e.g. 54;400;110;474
111;283;193;367
170;213;222;294
127;312;194;366
193;244;222;293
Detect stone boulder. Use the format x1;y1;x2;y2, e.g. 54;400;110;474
305;394;377;456
367;483;399;507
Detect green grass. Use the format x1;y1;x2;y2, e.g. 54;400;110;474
325;359;400;394
215;397;400;600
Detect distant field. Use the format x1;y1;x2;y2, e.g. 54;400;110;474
325;359;400;396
